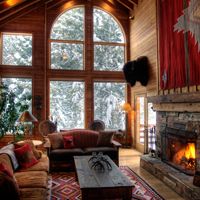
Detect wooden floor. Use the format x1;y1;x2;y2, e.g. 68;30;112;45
119;148;184;200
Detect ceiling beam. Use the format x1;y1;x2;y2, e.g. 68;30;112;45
0;0;50;26
0;0;26;13
0;0;40;19
115;0;134;11
99;0;129;13
128;0;138;5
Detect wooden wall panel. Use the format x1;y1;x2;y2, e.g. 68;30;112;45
129;0;157;149
130;0;158;97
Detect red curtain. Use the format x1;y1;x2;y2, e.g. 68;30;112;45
159;0;200;89
186;0;200;86
159;0;186;89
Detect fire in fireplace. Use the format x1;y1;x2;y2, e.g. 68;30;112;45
161;127;197;175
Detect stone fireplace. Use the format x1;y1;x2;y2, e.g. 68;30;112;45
161;127;196;176
140;94;200;200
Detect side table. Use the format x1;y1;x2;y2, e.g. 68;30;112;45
32;140;43;148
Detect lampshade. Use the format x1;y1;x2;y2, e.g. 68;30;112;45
121;103;132;112
17;111;38;123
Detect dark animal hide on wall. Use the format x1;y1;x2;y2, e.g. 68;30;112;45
123;56;149;87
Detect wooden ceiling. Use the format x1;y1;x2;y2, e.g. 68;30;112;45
0;0;138;26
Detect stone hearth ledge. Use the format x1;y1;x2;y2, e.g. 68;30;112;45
140;155;200;200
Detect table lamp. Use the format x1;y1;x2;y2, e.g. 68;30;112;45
16;110;38;138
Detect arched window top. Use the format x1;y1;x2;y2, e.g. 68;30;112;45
51;7;84;41
93;8;125;43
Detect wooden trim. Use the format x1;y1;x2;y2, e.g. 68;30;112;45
44;3;47;119
147;92;200;103
0;33;2;65
50;39;84;44
153;103;200;112
46;69;124;80
94;41;125;46
156;0;159;95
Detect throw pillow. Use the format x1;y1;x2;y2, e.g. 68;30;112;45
0;172;20;200
15;140;42;160
97;131;114;147
48;133;64;149
63;135;74;149
0;163;13;178
14;143;39;169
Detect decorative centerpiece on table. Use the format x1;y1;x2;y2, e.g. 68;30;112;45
88;152;112;171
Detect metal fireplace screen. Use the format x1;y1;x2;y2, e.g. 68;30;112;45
161;127;197;175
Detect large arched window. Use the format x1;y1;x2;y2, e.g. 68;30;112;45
50;6;126;130
50;7;84;70
93;8;125;71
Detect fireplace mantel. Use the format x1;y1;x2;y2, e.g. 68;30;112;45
152;102;200;112
147;92;200;104
147;93;200;112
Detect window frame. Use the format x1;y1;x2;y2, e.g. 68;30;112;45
49;6;85;70
49;79;85;130
93;80;127;130
93;7;126;72
0;32;33;67
47;5;129;130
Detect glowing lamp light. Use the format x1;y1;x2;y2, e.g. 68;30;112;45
6;0;21;6
121;103;132;113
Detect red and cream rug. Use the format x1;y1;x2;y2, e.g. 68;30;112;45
50;166;164;200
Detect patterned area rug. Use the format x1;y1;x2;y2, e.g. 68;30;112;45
50;166;164;200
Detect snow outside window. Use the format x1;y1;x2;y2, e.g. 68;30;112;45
2;78;32;111
50;7;84;70
94;82;126;130
93;8;125;71
50;81;85;130
2;33;32;66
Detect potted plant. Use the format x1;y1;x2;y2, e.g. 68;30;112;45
0;81;31;140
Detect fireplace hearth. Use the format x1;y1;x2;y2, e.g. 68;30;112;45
161;127;197;175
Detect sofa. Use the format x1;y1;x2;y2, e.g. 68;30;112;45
0;141;49;200
46;129;121;171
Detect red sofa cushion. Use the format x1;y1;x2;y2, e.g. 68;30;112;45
14;143;39;169
63;135;74;149
62;129;99;148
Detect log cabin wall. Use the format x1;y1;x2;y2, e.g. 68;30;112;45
0;6;46;129
130;0;158;96
129;0;158;148
0;6;46;143
0;0;131;144
130;0;200;150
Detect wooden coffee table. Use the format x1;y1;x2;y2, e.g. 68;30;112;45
74;155;134;200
